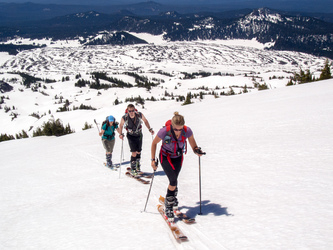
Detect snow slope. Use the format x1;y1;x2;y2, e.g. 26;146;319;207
1;79;333;249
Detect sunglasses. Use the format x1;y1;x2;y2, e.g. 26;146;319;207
173;128;183;132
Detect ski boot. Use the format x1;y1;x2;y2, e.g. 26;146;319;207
106;154;113;168
136;159;141;174
164;196;175;222
131;157;138;176
173;187;179;210
131;168;138;176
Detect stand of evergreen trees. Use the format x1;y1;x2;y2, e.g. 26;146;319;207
0;130;29;142
92;72;133;88
33;118;74;137
124;72;159;90
287;60;332;86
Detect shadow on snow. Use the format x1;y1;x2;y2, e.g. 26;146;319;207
179;200;233;218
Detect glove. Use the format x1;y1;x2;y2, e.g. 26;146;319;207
194;147;205;155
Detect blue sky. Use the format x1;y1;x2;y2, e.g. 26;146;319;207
0;0;327;5
1;0;332;13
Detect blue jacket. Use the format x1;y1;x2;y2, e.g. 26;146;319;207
102;123;118;140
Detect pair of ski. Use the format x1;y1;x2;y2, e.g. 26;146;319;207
125;167;153;185
158;196;195;242
103;163;120;171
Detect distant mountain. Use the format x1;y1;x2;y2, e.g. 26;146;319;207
84;31;148;45
0;1;220;23
1;1;333;23
0;6;332;58
112;8;333;58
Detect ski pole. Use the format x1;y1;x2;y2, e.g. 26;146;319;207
119;138;124;179
94;119;100;133
197;148;206;215
143;159;158;212
198;156;203;215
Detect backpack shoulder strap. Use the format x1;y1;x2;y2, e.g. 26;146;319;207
136;111;142;119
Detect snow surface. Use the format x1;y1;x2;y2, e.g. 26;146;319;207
1;78;333;249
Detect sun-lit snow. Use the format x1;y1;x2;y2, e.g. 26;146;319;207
1;78;333;249
0;36;333;249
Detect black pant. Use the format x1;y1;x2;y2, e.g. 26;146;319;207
127;133;142;152
160;154;183;186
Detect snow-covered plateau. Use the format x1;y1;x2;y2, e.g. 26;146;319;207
0;38;330;137
0;38;332;249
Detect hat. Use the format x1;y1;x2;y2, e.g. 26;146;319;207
108;115;115;122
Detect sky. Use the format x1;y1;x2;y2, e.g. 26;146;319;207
0;0;330;6
1;0;332;13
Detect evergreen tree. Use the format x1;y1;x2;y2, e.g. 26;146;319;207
228;87;235;95
82;122;92;130
114;98;120;105
286;79;294;86
199;92;204;99
319;59;331;80
294;68;313;84
182;92;193;105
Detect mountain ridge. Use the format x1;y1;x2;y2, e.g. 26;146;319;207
0;5;333;58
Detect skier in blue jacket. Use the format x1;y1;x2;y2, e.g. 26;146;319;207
99;115;120;168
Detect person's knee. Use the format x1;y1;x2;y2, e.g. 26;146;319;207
169;179;178;186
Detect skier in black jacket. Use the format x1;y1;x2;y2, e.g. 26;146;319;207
119;104;154;175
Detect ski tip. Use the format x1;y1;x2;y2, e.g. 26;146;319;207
159;195;165;203
184;219;196;224
173;231;188;242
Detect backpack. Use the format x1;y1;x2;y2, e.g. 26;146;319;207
163;120;188;155
101;117;109;130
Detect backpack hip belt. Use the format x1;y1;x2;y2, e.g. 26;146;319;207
160;148;184;170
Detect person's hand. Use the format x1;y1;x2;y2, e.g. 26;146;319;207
151;159;158;171
194;147;206;156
